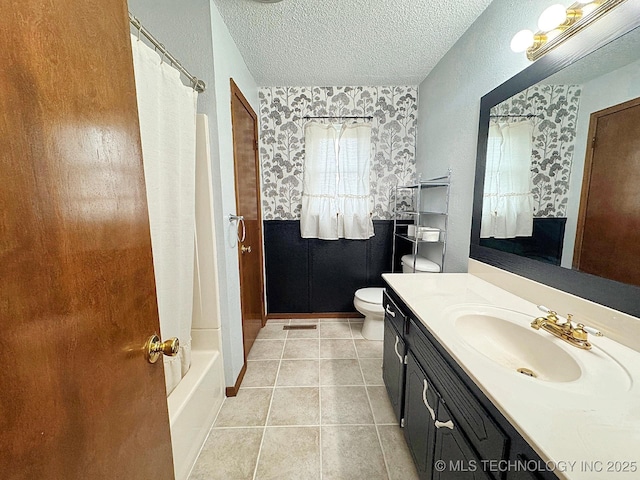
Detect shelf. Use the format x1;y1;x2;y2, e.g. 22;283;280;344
395;210;447;216
396;182;449;189
395;211;420;216
394;234;444;244
392;168;450;273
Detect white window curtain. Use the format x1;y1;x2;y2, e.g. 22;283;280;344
301;122;374;240
481;120;535;239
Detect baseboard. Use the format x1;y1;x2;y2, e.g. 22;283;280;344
266;312;363;320
224;361;246;397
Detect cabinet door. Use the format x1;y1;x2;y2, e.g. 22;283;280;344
384;290;407;335
403;352;438;479
433;401;492;480
383;318;405;423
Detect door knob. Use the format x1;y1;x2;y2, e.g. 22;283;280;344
145;335;179;364
241;245;252;254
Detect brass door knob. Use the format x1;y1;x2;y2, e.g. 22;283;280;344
241;245;252;254
145;335;179;364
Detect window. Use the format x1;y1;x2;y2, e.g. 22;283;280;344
481;120;535;238
301;122;374;240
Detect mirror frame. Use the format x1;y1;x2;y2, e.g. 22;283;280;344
471;0;640;318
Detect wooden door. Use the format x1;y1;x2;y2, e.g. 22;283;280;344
230;79;266;361
574;98;640;286
0;1;174;478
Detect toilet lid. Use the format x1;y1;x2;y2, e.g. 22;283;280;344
355;287;384;305
401;254;441;272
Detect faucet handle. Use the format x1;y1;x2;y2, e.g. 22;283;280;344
572;323;589;341
537;305;559;322
564;313;604;337
581;324;604;337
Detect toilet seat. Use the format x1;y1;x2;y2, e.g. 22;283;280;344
354;287;384;306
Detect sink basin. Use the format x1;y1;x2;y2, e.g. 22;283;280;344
455;312;582;383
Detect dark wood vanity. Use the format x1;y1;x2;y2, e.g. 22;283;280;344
382;287;557;480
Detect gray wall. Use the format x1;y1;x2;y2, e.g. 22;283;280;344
416;0;563;272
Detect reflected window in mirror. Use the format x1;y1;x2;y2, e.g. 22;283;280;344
481;119;535;239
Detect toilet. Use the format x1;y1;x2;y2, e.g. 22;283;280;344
353;255;441;340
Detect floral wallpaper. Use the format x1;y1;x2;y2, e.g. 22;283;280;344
491;84;582;218
259;86;418;220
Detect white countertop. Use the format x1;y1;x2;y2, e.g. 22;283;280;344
383;273;640;480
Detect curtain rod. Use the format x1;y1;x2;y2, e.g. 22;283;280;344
129;13;206;93
303;115;373;120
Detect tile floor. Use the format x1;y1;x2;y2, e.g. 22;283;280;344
189;318;419;480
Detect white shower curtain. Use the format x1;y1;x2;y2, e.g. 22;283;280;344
131;35;198;395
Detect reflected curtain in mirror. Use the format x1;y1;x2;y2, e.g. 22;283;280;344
301;122;374;240
481;121;535;238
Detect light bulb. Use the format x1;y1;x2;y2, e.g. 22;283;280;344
580;3;598;15
510;29;535;53
538;4;568;31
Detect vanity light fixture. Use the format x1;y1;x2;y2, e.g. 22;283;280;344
511;0;627;61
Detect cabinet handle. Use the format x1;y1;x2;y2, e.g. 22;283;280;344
422;379;455;430
394;336;403;364
422;379;437;421
385;305;396;317
435;419;454;430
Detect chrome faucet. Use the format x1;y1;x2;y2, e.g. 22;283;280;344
531;306;603;350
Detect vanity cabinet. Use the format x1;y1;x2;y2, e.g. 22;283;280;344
383;286;557;480
405;351;489;479
382;291;407;423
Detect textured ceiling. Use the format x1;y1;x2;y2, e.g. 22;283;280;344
212;0;494;86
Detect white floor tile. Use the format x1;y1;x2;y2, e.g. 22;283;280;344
190;316;415;480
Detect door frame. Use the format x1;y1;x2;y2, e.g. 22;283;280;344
572;96;640;269
230;77;266;347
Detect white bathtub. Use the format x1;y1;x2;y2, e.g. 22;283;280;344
166;113;226;479
167;346;225;480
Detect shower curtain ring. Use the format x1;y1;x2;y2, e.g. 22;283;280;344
159;44;166;64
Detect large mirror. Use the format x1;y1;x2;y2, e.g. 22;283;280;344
471;4;640;318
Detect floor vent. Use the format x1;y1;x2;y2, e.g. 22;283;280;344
283;325;317;330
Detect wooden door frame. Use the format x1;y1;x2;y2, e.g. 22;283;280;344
573;96;640;269
230;77;266;345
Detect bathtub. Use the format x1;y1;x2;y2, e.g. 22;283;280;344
166;113;226;479
167;342;225;480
